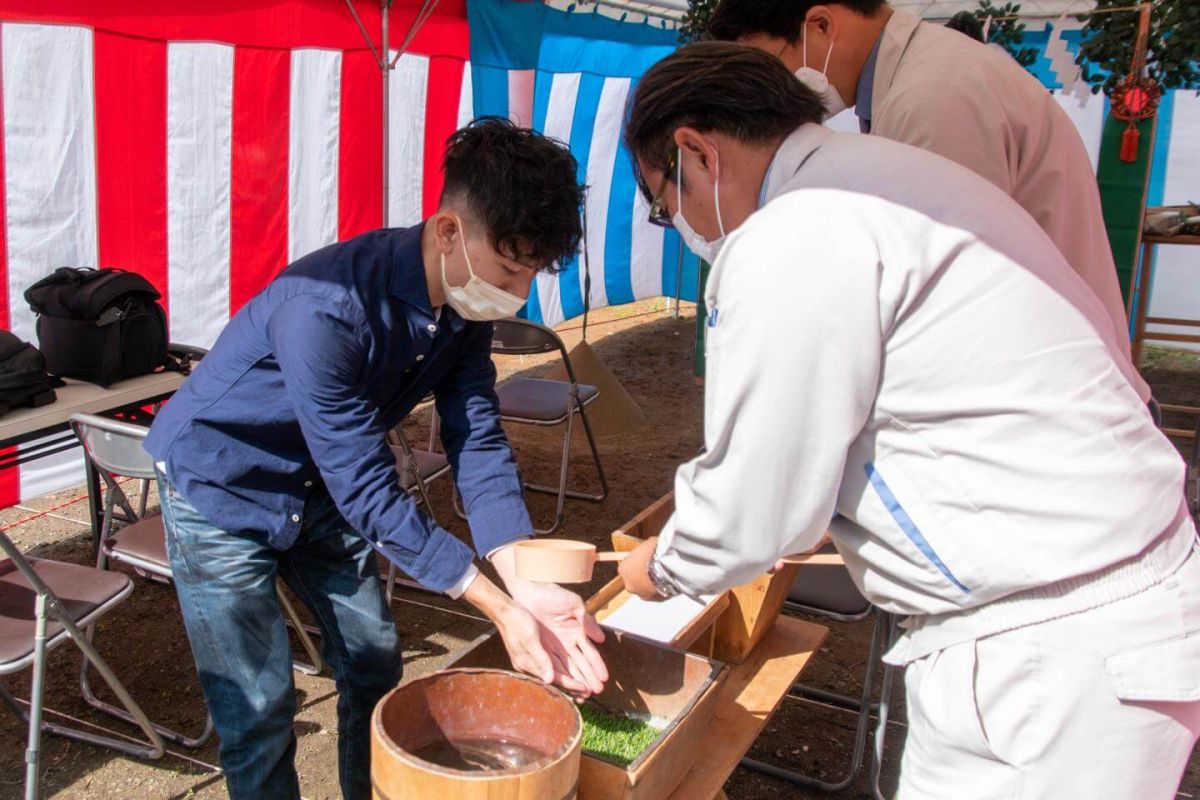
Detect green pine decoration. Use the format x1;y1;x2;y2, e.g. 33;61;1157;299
973;1;1039;68
1077;0;1200;96
679;0;718;44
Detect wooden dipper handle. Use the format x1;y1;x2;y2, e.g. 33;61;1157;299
778;552;844;566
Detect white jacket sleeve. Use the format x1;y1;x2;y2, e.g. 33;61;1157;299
656;197;884;597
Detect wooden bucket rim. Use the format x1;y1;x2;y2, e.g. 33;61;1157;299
372;667;583;780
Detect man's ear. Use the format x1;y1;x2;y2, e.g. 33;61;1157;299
806;5;838;40
433;212;460;254
673;127;717;176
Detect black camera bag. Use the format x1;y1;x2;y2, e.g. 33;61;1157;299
24;268;170;387
0;331;58;416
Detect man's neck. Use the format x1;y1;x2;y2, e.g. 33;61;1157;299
724;136;785;228
840;7;893;107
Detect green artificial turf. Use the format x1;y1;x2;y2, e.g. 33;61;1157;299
578;703;663;768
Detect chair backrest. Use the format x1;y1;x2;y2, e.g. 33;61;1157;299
491;319;563;356
69;413;155;481
490;319;579;384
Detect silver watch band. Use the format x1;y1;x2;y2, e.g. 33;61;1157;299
647;552;681;599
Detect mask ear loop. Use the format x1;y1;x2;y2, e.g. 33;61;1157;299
676;146;684;223
821;28;835;76
452;215;477;282
712;148;725;238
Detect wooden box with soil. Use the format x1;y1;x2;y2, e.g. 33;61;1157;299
450;629;727;800
611;491;801;664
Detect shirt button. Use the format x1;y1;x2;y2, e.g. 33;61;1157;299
416;354;425;362
426;323;437;333
304;480;313;488
291;514;300;523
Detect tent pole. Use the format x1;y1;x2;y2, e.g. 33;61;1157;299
392;0;444;68
345;0;384;67
382;0;391;228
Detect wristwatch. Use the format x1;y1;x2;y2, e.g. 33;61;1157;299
647;552;681;599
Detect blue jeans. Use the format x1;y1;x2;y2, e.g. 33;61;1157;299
158;472;402;800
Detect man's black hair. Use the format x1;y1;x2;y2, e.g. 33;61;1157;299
708;0;889;43
441;117;583;272
624;42;825;201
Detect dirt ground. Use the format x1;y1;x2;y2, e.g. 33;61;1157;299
0;301;1197;799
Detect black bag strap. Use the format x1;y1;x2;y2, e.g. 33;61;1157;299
25;268;161;319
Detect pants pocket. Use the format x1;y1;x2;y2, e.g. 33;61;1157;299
1105;631;1200;703
900;640;1021;799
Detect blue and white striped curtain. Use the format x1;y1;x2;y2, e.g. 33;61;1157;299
466;0;699;328
468;3;1199;339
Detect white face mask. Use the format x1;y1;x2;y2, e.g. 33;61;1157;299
672;147;726;264
439;217;527;321
793;26;847;120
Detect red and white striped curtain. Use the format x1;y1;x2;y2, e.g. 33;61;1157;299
0;1;472;505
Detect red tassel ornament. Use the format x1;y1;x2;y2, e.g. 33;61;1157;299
1120;123;1141;163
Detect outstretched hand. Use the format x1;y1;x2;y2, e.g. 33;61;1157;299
490;543;608;698
506;576;607;697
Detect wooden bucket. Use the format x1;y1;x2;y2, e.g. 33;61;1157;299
371;668;582;800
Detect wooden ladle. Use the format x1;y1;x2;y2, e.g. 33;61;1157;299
513;540;628;584
513;539;846;584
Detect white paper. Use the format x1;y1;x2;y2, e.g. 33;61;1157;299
600;593;717;644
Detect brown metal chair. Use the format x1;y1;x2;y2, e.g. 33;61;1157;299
490;319;608;535
0;530;166;799
69;413;326;748
382;428;453;601
741;543;897;799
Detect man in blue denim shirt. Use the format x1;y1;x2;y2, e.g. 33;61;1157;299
146;119;608;800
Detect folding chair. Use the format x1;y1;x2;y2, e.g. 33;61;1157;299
0;530;165;799
489;319;608;535
382;428;453;602
741;543;898;799
69;413;326;747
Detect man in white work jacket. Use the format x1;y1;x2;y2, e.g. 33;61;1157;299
707;0;1152;405
619;43;1200;798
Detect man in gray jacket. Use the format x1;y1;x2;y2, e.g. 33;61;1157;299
707;0;1149;404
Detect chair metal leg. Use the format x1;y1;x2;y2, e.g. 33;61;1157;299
386;564;437;603
137;479;150;519
26;592;49;799
385;439;445;602
870;613;900;800
78;621;215;748
277;582;324;676
523;398;608;536
739;608;887;791
0;592;166;795
573;397;609;502
521;401;609;506
871;665;899;799
789;684;882;713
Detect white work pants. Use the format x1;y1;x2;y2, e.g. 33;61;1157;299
897;543;1200;799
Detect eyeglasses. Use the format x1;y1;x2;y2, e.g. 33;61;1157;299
647;150;677;229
